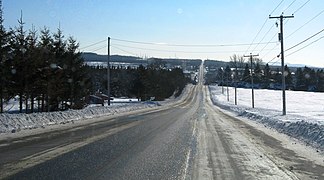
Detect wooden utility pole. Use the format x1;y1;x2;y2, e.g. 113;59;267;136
234;66;238;105
269;14;294;115
221;67;224;94
244;53;258;108
226;73;229;101
107;37;111;106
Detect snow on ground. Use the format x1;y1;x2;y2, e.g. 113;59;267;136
209;85;324;150
0;85;192;134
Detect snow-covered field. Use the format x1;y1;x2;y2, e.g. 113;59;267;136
0;85;191;134
209;85;324;150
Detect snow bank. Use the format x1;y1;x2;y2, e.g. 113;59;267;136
0;102;159;134
0;85;192;134
209;85;324;150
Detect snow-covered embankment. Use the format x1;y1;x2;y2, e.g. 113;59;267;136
0;85;192;134
209;85;324;150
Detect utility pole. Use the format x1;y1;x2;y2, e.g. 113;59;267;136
226;73;229;101
234;66;238;105
244;53;258;108
269;14;294;115
221;67;224;94
107;37;111;106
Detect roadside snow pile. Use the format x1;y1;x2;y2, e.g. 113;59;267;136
0;102;159;134
0;85;193;134
209;85;324;150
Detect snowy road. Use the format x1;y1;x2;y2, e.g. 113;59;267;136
193;86;324;179
1;66;324;179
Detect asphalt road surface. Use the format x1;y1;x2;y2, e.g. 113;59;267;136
1;65;323;180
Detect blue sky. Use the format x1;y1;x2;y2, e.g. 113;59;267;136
3;0;324;67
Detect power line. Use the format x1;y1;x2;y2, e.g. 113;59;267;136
252;24;276;52
263;27;324;63
286;9;324;39
270;0;285;15
111;38;276;47
244;0;285;55
293;0;311;14
112;43;275;54
283;0;297;13
285;27;324;52
270;58;281;66
88;45;107;52
244;19;269;54
286;35;324;57
111;45;138;56
265;55;280;65
259;33;278;55
79;39;106;50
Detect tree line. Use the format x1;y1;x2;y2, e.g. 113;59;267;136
206;54;324;92
0;12;91;113
87;63;189;101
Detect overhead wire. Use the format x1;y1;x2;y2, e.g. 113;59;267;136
111;37;276;47
286;8;324;39
244;0;285;55
270;59;281;66
262;0;319;65
251;24;276;52
286;35;324;57
244;18;269;55
259;33;278;55
285;27;324;52
284;0;311;25
112;43;275;54
283;0;297;13
79;39;106;50
293;0;311;14
87;45;107;52
270;0;285;15
111;45;138;56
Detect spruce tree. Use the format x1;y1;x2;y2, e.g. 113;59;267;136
295;68;305;90
0;0;11;113
284;65;292;89
10;12;27;113
38;27;53;112
242;63;250;82
25;26;38;113
262;63;271;88
254;62;261;84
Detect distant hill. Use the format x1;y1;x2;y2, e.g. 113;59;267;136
81;52;202;67
81;52;147;64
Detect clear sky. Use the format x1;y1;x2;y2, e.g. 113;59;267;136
3;0;324;67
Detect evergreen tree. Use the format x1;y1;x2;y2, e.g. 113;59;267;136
64;36;89;109
262;63;271;88
316;69;324;92
0;0;11;113
48;27;66;111
242;63;250;82
224;65;231;85
284;65;292;89
25;26;38;113
37;27;53;112
295;68;305;90
274;68;281;85
10;12;27;113
303;66;316;91
216;67;224;85
254;62;261;84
